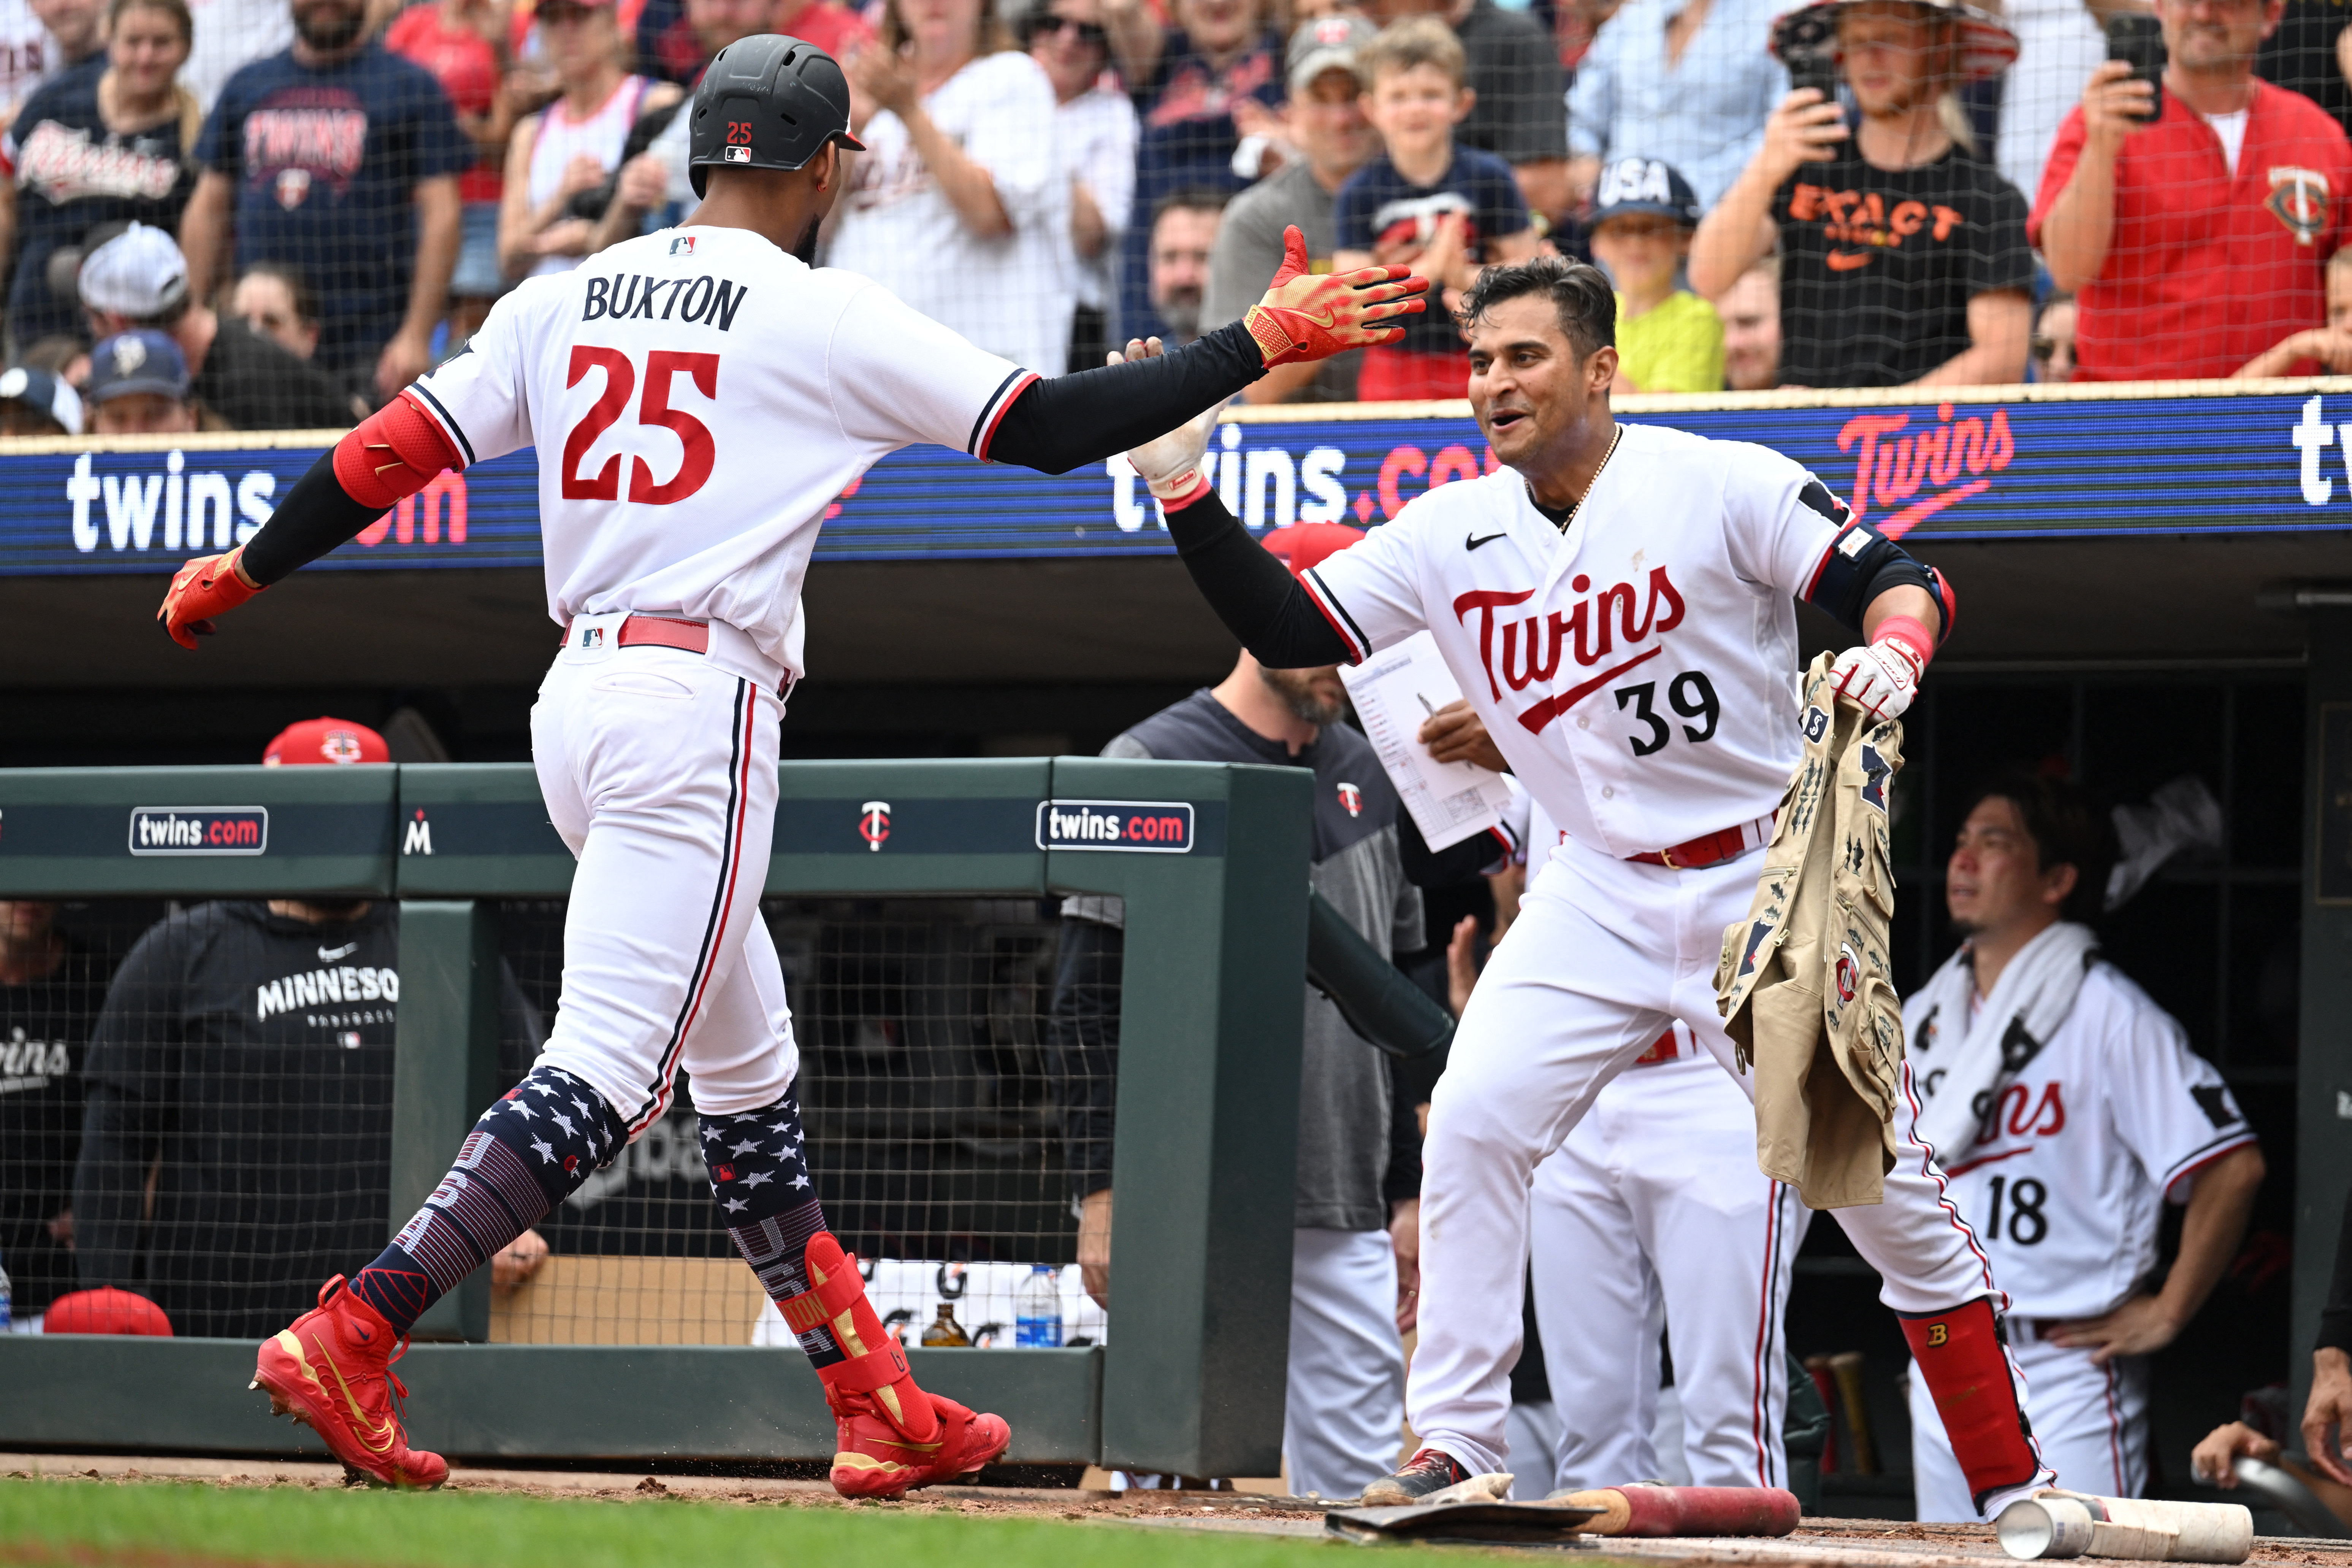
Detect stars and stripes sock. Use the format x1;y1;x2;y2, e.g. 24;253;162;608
699;1090;843;1368
349;1064;624;1335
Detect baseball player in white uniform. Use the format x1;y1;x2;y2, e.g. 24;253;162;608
1500;781;1813;1495
1905;773;2264;1519
1122;254;2054;1516
152;33;1424;1495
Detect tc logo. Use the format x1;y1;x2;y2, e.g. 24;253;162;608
1926;1321;1949;1347
859;800;891;852
1337;782;1362;817
1834;942;1859;1004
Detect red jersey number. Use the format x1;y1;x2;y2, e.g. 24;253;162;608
561;346;720;505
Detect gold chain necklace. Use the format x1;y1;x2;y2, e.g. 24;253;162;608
1530;423;1623;534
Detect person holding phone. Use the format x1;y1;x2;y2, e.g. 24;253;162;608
2031;0;2352;380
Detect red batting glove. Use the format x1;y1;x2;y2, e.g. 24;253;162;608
1242;225;1430;369
158;545;263;649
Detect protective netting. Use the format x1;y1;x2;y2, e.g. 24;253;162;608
3;0;2322;440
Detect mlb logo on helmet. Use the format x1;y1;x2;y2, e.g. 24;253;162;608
1337;782;1363;817
725;145;751;163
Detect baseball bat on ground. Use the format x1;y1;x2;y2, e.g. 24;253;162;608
1828;1351;1878;1474
1995;1491;2252;1563
1546;1486;1802;1537
1803;1355;1841;1471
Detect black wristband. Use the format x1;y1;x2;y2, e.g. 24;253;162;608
236;449;385;586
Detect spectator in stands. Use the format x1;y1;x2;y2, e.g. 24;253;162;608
0;362;82;430
834;0;1072;371
2035;290;2079;380
1565;0;1788;211
178;0;471;400
0;0;200;348
228;259;319;358
1996;0;2126;209
1720;254;1781;389
1363;0;1572;222
32;0;105;74
72;718;548;1342
1586;155;1721;391
387;0;523;346
1690;0;2032;387
2259;0;2352;142
1203;13;1379;402
496;0;675;280
1027;0;1136;372
0;900;110;1332
81;223;351;428
636;0;788;88
181;0;293;113
2236;249;2352;373
2034;0;2352;381
1103;0;1286;341
84;326;195;432
1145;188;1221;345
1047;523;1490;1501
1335;16;1537;399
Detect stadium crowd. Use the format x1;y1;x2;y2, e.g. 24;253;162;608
0;0;2335;433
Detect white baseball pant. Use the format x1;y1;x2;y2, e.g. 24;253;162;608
1911;1333;2148;1520
1530;1048;1812;1492
1411;837;2005;1479
529;629;799;1134
1285;1226;1407;1498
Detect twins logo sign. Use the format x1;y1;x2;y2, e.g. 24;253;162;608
128;806;268;856
1035;799;1195;853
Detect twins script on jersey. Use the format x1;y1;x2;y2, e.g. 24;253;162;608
1301;422;1846;857
407;225;1039;681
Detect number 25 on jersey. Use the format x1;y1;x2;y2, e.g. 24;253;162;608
563;346;718;505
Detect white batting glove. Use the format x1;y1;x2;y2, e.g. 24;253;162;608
1113;339;1221;502
1829;638;1925;721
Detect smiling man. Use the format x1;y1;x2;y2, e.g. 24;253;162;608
1118;255;2065;1515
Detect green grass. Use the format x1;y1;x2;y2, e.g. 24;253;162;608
0;1478;1458;1568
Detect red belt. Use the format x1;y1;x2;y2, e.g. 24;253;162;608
1631;1028;1678;1066
1626;814;1773;871
559;615;710;654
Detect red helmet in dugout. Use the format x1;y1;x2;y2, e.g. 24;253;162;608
263;717;391;767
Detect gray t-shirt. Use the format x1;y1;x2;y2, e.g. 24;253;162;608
1201;160;1363;404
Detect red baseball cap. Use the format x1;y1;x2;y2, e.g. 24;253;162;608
1264;522;1365;579
262;717;390;767
43;1287;174;1336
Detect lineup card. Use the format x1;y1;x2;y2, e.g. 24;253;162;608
1339;630;1510;851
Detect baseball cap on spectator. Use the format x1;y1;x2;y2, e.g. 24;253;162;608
86;331;189;404
1589;157;1703;230
77;222;189;319
1265;522;1366;577
1287;13;1376;95
44;1287;174;1335
1768;0;2018;81
0;365;82;434
263;717;392;767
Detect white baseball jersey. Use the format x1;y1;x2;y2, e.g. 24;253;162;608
1302;423;1845;857
409;225;1037;681
1909;961;2257;1321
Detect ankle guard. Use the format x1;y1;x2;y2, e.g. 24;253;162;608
1901;1298;2044;1513
777;1232;938;1444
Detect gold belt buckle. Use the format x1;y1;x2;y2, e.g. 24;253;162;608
1657;844;1681;870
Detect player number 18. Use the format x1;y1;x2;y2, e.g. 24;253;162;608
1981;1175;2048;1246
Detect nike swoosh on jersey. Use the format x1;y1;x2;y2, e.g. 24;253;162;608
319;942;360;962
1825;250;1874;272
1466;532;1507;551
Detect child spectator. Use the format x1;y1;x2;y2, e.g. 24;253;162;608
2236;251;2352;376
495;0;675;280
84;326;195;432
0;0;200;348
1720;254;1780;390
386;0;521;344
228;259;319;358
2035;290;2078;382
1334;14;1537;400
1585;155;1721;393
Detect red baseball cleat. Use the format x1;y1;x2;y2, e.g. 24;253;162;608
831;1387;1011;1500
250;1276;447;1489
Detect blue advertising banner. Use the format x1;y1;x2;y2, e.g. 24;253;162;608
3;385;2347;576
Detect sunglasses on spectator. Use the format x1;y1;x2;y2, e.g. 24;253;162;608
1024;15;1108;46
2030;337;2059;360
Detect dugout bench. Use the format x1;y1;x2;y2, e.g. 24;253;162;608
0;758;1312;1476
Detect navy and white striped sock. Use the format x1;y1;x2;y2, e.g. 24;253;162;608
700;1090;842;1367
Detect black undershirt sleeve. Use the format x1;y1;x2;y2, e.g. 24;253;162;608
1162;485;1354;669
237;450;384;586
2320;1180;2352;1353
986;321;1268;475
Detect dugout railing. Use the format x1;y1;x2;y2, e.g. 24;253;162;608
0;757;1312;1477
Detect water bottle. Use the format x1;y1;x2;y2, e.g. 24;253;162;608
1015;1264;1062;1348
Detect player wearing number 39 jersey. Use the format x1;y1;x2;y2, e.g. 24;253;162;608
1123;256;2057;1517
147;34;1426;1497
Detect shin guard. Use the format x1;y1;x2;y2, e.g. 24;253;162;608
1901;1298;2047;1514
775;1232;940;1444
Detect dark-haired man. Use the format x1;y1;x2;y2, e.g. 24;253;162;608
1119;253;2057;1516
1902;774;2263;1519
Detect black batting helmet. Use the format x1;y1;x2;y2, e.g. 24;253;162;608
686;34;865;198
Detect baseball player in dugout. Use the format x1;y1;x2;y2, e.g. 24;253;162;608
1902;772;2263;1519
149;35;1427;1495
1124;254;2056;1514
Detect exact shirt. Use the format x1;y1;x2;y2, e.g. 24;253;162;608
2030;82;2352;382
1616;288;1724;394
1299;422;1843;857
827;51;1072;375
1774;138;2031;388
0;942;109;1318
1203;158;1359;401
409;224;1035;683
1336;143;1530;357
1567;0;1787;209
0;60;198;345
1905;958;2258;1320
195;43;472;376
385;3;503;206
